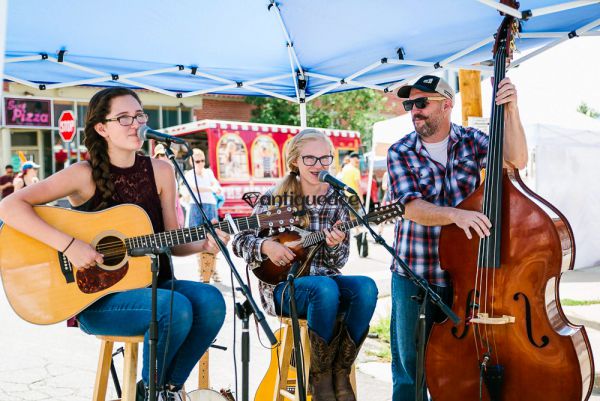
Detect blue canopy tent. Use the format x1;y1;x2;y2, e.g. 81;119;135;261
2;0;600;126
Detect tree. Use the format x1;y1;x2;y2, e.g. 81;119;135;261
577;102;600;119
246;89;388;150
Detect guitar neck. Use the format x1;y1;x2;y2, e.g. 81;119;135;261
125;215;259;250
303;219;361;247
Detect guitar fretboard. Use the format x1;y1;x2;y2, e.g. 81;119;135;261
123;215;259;251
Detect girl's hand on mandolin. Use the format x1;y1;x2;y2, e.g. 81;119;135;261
324;221;346;248
262;240;295;267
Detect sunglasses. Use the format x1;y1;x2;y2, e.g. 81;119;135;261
402;96;447;111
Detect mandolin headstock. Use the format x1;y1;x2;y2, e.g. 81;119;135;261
257;206;300;232
367;201;404;225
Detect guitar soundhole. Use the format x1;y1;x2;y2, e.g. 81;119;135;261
96;235;127;267
76;235;129;294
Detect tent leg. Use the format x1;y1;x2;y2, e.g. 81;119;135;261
0;0;6;83
299;102;307;128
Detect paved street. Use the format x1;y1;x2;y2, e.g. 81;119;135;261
1;224;599;400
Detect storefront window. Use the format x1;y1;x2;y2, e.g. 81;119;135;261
76;105;88;127
251;136;280;179
146;108;160;129
216;134;249;180
162;109;178;128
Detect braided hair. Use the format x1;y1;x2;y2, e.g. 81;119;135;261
83;87;142;211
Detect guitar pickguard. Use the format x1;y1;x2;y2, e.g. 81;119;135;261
75;263;129;294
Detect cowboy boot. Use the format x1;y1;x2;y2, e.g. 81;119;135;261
308;329;341;401
332;325;369;401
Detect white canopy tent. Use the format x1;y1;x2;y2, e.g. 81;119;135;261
2;1;600;127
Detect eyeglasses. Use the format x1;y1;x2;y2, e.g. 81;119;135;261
104;113;149;126
402;96;447;112
301;154;334;167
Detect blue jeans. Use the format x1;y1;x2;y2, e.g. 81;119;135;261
273;275;378;343
189;203;217;227
78;280;225;386
390;273;452;401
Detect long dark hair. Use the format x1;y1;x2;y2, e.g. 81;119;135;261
84;87;142;210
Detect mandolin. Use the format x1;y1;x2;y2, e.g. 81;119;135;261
252;201;403;285
0;204;298;325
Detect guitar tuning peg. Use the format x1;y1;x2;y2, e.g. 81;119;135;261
268;227;274;236
278;227;285;233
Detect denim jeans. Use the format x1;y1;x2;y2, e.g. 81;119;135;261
189;203;217;227
390;273;453;401
78;280;225;386
273;275;378;343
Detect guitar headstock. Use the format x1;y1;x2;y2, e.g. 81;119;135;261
366;201;404;225
257;206;300;231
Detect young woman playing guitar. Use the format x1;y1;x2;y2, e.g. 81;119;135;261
0;87;230;401
232;129;378;401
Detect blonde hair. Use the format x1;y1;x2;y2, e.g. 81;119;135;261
271;129;334;225
190;148;205;166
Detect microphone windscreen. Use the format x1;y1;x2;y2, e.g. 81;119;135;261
137;126;148;141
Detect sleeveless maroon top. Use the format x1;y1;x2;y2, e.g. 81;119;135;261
73;154;173;283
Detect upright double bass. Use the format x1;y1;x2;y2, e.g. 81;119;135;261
424;5;594;401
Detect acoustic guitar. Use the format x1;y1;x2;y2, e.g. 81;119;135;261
0;204;298;325
252;201;404;285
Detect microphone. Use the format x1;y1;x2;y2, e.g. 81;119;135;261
318;171;357;194
137;126;187;145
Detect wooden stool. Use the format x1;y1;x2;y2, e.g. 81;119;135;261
93;335;144;401
273;318;357;401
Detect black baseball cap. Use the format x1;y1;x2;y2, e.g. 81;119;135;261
397;75;455;102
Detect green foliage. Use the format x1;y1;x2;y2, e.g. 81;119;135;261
577;102;600;119
560;299;600;306
246;89;388;150
370;314;391;343
366;314;391;362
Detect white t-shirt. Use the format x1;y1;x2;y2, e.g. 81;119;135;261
422;136;449;167
183;168;219;205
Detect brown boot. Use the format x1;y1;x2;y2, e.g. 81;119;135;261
308;329;341;401
332;326;368;401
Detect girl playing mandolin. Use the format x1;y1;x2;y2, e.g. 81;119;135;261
0;87;229;401
232;128;377;401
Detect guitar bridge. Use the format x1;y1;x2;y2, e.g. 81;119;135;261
57;251;75;283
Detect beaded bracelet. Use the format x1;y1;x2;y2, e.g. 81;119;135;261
62;237;76;253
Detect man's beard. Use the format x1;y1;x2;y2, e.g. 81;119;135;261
413;113;442;138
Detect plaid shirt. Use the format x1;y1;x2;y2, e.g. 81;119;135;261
387;123;488;286
232;186;351;316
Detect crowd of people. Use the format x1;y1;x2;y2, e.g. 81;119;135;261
0;73;527;401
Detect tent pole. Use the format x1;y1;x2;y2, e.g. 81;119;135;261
299;102;307;128
364;150;375;214
0;0;7;87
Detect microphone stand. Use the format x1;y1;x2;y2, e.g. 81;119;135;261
162;142;277;401
285;260;308;401
330;188;460;401
128;246;171;401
